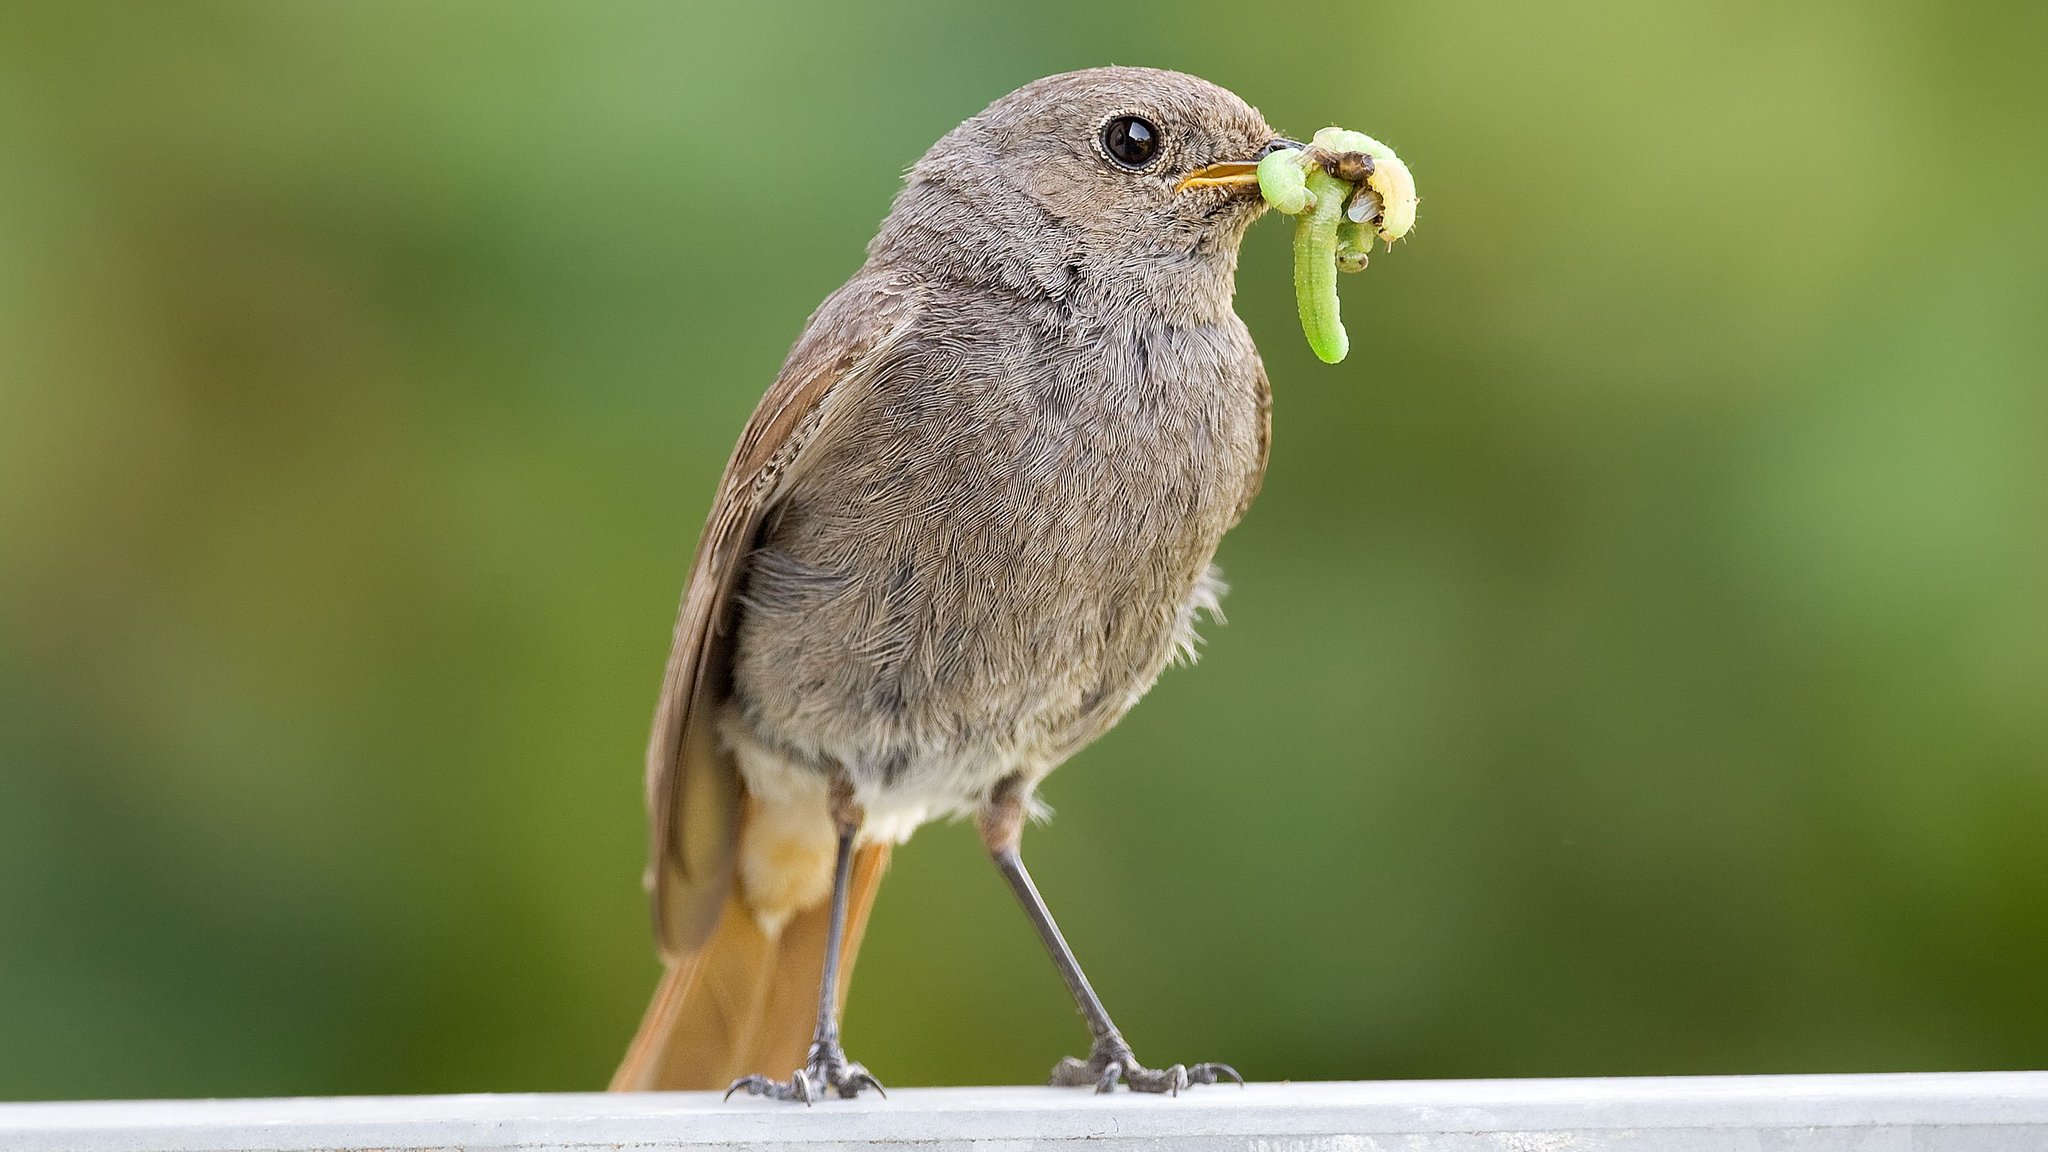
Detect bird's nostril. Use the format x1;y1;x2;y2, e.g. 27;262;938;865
1259;138;1307;158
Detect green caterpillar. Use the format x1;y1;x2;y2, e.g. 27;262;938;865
1258;127;1418;364
1291;166;1351;363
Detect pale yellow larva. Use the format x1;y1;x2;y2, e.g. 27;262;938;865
1366;152;1417;243
1311;126;1418;244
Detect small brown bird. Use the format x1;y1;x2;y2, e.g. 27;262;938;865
612;67;1293;1100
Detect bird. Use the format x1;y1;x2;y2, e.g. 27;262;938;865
611;66;1294;1102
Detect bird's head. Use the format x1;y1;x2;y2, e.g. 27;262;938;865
874;67;1294;309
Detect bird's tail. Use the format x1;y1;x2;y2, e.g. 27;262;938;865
609;841;891;1091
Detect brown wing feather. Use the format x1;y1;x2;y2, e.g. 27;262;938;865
645;278;919;958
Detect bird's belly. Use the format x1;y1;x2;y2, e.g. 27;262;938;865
724;383;1259;826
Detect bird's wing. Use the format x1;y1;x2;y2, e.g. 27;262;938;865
645;277;919;958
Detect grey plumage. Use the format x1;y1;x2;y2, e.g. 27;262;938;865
622;66;1285;1097
723;67;1272;842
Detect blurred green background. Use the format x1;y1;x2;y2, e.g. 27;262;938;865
3;0;2045;1102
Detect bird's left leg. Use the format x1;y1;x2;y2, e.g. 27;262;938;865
726;776;884;1103
977;776;1242;1095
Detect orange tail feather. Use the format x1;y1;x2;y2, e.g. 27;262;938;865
611;843;891;1091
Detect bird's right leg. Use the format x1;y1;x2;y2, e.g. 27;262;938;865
725;776;884;1103
977;777;1241;1095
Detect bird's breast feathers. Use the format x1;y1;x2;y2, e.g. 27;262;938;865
722;310;1265;822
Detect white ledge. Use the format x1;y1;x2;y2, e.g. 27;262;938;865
5;1072;2047;1151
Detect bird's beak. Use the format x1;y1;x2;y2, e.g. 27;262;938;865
1175;161;1261;194
1175;138;1306;194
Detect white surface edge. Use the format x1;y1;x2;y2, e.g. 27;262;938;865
3;1071;2046;1151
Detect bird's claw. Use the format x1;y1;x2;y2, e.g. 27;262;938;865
724;1040;885;1104
1048;1036;1242;1095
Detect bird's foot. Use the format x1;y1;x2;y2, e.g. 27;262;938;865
724;1039;885;1104
1048;1034;1242;1095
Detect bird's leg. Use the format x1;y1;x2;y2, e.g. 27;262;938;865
978;777;1242;1095
726;776;885;1104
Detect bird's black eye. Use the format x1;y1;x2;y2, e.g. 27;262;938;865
1101;115;1162;170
